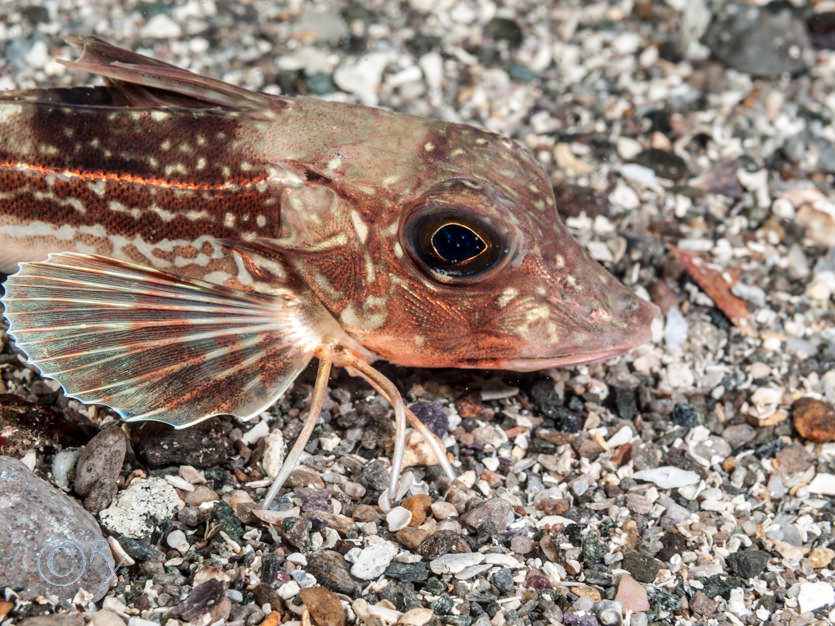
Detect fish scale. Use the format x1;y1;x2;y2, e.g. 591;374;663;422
0;37;658;507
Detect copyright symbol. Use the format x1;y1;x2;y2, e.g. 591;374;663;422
37;537;86;586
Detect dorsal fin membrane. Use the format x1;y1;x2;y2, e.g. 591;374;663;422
60;35;275;112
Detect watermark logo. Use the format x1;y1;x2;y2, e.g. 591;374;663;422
37;537;126;587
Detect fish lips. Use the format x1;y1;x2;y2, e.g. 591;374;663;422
506;295;659;371
466;294;659;372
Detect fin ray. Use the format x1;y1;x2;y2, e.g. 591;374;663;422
2;253;317;427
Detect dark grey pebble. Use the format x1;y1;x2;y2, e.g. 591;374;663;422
582;530;606;564
131;418;231;468
704;4;811;77
385;561;428;583
484;17;523;47
727;550;770;579
671;403;704;429
622;551;662;583
213;501;244;542
491;568;514;595
417;530;471;559
358;459;389;492
409;401;449;438
632;148;689;181
171;578;227;622
306;550;360;596
118;536;162;561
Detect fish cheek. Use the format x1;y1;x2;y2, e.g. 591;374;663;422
273;185;366;316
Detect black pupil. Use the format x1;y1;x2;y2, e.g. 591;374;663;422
431;223;486;264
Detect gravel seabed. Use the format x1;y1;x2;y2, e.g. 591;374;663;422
1;1;835;626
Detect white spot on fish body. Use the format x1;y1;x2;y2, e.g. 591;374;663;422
256;215;267;228
497;287;518;309
233;252;254;286
151;110;171;122
89;179;107;197
224;213;236;228
350;210;369;243
164;163;189;176
326;155;343;171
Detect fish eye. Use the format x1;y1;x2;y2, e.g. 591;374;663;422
404;209;508;283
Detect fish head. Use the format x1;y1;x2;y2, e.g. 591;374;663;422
272;108;657;370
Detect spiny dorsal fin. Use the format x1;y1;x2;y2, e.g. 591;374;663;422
2;253;317;427
60;35;276;112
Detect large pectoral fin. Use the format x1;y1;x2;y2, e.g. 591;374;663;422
1;253;317;427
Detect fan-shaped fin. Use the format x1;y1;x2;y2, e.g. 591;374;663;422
1;253;318;427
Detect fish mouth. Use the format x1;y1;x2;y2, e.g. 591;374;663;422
494;342;643;372
461;297;658;372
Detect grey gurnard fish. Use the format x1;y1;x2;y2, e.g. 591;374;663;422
0;37;658;506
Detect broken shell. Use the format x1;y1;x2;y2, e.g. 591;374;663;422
386;506;413;531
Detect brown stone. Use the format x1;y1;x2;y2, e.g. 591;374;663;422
690;591;716;616
576;438;602;460
792;397;835;442
808;547;835;568
572;585;601;602
455;393;494;420
774;444;814;475
300;586;346;626
260;611;281;626
73;423;127;513
287;467;326;488
351;504;380;522
402;494;431;526
396;526;431;550
610;442;633;466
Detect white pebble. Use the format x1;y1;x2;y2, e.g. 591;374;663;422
242;421;270;445
633;467;700;489
262;430;284;479
617;137;643;160
607;426;635;448
140;14;182;39
483;553;522;568
807;473;835;496
797;581;834;613
429;552;484;575
620;163;664;191
51;449;80;490
349;539;398;580
609;180;640;211
333;52;392;106
166;529;189;554
164;474;194;492
100;478;182;538
386;506;412;532
278;580;300;599
419;52;443;90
